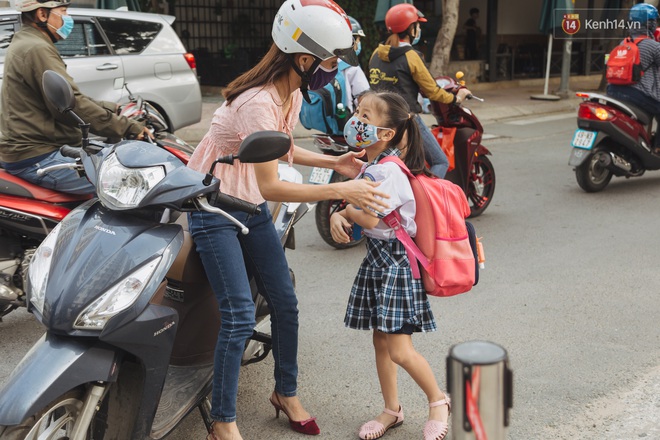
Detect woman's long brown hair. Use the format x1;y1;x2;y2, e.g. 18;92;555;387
223;43;292;105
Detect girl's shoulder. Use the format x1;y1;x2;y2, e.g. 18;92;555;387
363;160;409;183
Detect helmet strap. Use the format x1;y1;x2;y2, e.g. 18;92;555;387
35;9;58;43
290;54;321;104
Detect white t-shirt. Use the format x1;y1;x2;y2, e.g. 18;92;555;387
361;161;417;240
341;63;370;113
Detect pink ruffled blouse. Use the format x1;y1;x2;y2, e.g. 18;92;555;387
187;85;302;205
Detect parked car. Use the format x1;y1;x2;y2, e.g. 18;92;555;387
0;7;202;132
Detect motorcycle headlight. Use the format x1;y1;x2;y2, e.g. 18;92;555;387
28;222;62;314
74;257;161;330
98;153;165;209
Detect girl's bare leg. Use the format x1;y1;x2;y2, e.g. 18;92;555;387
385;334;449;423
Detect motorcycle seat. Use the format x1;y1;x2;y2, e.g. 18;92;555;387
0;169;93;203
607;97;653;126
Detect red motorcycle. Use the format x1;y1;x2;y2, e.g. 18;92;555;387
430;73;496;217
0;97;193;320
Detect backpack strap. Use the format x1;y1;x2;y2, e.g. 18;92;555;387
383;210;430;279
378;156;431;279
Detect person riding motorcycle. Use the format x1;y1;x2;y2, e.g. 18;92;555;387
341;16;370;113
0;0;150;195
606;3;660;154
369;3;471;179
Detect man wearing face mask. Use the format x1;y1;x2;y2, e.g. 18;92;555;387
0;0;149;195
369;3;472;179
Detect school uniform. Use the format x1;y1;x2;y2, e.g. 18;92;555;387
344;148;436;334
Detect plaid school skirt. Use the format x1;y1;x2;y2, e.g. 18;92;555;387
344;237;437;333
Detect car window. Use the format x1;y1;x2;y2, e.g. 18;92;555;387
0;23;16;58
96;17;161;54
55;21;111;57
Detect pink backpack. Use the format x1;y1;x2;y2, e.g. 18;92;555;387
380;156;479;297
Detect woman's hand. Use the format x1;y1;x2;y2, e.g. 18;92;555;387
334;149;367;179
330;212;352;244
338;179;390;216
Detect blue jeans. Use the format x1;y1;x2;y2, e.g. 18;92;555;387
413;114;449;178
1;150;95;194
189;204;299;422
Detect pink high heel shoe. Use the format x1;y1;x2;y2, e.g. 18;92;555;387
423;397;451;440
358;405;404;440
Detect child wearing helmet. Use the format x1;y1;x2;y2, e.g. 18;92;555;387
0;0;150;195
186;1;391;439
369;3;472;179
607;3;660;154
342;16;371;112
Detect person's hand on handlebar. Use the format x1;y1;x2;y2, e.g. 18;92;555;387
456;88;472;104
136;126;154;141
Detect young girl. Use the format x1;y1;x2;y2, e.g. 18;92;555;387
330;91;450;440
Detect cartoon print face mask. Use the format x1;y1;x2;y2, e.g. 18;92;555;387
343;115;388;148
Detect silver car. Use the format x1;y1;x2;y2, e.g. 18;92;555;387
0;7;202;132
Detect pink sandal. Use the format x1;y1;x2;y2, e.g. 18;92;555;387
423;397;451;440
358;405;404;440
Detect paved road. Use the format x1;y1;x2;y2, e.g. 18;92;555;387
1;112;659;439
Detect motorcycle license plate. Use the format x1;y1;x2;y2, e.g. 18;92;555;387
309;167;333;184
571;129;597;150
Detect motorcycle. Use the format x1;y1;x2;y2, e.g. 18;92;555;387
0;90;195;320
430;73;496;217
0;70;307;439
569;91;657;192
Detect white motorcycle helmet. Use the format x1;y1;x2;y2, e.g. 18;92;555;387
272;0;358;67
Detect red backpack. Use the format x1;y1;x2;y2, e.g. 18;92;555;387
606;36;649;85
379;156;482;297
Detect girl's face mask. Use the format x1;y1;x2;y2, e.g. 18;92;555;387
343;115;391;149
308;64;338;90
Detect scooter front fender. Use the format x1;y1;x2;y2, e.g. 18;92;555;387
0;332;117;425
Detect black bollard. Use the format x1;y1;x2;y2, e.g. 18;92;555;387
446;341;513;440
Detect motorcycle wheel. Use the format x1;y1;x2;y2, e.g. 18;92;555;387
315;173;367;249
0;389;88;440
467;155;496;218
575;147;613;193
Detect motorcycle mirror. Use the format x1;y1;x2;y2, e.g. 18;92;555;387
237;131;291;163
42;70;76;113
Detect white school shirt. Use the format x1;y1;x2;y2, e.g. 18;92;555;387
361;161;417;241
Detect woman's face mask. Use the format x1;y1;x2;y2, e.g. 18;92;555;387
343;115;391;149
308;63;338;90
49;11;74;39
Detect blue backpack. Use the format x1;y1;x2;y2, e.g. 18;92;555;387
299;64;350;136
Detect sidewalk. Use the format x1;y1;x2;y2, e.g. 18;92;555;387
174;74;602;145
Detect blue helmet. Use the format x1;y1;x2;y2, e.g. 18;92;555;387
629;3;659;23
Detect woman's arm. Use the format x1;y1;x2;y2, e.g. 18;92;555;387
254;160;390;215
288;145;366;179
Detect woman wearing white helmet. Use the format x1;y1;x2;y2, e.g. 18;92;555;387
187;1;390;439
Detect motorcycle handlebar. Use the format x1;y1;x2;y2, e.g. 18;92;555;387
210;192;262;216
60;145;81;158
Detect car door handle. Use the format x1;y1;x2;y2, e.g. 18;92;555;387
96;63;119;71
